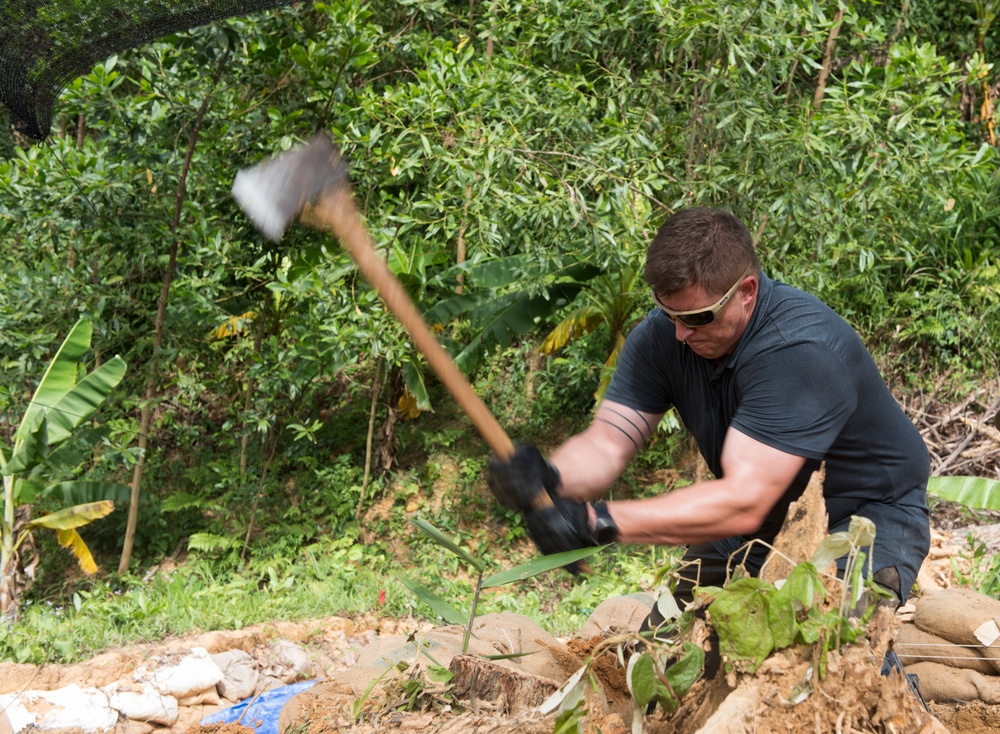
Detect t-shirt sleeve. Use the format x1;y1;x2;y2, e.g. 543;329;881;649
731;341;857;459
603;313;673;413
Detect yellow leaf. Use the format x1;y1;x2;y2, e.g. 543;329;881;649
29;501;114;531
593;333;626;404
56;528;99;574
398;389;421;421
210;311;258;340
540;307;604;354
145;168;153;185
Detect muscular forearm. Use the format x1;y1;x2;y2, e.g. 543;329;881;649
607;480;769;546
549;431;632;501
606;430;806;546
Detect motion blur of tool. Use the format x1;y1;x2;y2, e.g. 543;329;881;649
230;133;558;518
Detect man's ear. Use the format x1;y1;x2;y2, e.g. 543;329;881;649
739;274;758;304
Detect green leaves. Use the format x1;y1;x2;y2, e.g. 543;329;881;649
702;523;880;675
1;320;127;619
14;320;126;450
626;643;703;715
399;517;606;647
708;578;776;671
409;516;484;573
396;575;466;626
481;547;606;588
929;475;1000;511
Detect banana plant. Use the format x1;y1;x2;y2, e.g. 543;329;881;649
928;475;1000;511
0;319;128;621
539;262;647;403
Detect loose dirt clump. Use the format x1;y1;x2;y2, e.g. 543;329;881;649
929;699;1000;734
565;635;632;705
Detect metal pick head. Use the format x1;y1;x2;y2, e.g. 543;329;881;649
232;133;348;242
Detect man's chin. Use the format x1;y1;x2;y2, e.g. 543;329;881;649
686;342;715;359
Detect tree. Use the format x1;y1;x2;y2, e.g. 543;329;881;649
0;320;128;621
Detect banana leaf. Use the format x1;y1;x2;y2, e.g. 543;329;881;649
928;475;1000;511
481;546;605;588
28;501;114;531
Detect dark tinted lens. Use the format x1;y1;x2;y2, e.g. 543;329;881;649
677;310;715;327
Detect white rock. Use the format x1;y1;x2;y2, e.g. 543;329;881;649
151;647;224;699
0;684;118;732
107;684;179;726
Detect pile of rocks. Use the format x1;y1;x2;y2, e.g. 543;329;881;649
0;617;375;733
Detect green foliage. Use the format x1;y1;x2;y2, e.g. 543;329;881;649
0;320;128;620
952;536;1000;598
928;475;1000;510
399;516;604;652
931;477;1000;599
697;517;882;676
627;642;703;715
0;0;998;661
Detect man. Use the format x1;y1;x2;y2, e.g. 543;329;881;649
488;207;931;613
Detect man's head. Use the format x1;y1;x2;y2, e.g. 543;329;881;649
644;208;762;360
644;207;760;296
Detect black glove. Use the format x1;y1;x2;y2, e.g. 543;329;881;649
487;443;561;511
525;497;620;555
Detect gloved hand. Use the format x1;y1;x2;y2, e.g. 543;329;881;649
526;498;621;556
525;494;592;555
487;443;561;511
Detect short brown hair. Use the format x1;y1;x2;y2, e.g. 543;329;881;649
644;208;761;296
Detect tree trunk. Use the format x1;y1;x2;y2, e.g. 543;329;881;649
811;8;844;113
238;283;274;479
356;358;383;520
118;51;230;574
455;183;472;294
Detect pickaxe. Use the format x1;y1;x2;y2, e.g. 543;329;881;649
231;133;555;513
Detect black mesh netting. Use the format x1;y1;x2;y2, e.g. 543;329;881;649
0;0;296;141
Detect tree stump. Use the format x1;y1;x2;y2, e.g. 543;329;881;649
448;654;559;715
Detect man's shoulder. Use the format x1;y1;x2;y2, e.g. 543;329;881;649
758;278;852;342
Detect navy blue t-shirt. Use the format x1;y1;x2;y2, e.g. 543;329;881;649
605;272;929;540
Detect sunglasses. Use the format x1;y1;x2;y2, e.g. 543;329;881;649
652;272;748;328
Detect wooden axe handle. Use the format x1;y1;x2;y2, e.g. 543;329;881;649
304;188;533;466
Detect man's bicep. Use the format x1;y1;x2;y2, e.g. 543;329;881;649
734;347;855;458
721;427;807;511
593;400;663;455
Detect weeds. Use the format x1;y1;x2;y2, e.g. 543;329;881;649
398;516;606;653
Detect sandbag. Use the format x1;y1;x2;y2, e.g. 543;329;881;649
355;626;499;671
913;588;1000;674
212;649;259;702
106;683;179;726
0;684;119;731
906;661;1000;704
896;623;997;675
149;647;224;699
578;593;654;640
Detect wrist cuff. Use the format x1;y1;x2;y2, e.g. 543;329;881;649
591;502;620;544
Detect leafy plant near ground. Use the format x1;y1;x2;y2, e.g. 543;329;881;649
0;320;129;621
542;517;889;733
698;517;884;675
399;516;605;652
929;475;1000;599
928;474;1000;511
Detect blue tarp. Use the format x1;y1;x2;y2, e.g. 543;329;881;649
200;680;319;734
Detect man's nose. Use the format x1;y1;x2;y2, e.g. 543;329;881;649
674;321;695;341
